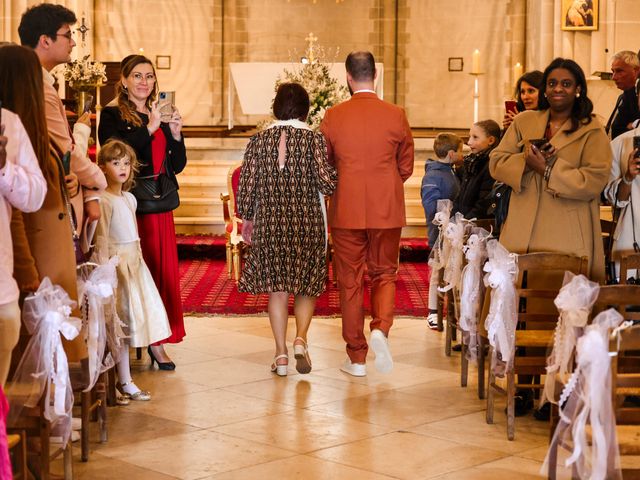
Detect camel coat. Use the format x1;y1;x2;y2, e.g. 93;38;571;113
490;110;611;282
11;148;86;362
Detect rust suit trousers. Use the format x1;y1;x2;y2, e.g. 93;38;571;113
331;227;402;363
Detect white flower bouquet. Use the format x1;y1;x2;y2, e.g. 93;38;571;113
62;55;107;90
274;62;349;130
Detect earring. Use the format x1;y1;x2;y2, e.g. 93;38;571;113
576;92;581;98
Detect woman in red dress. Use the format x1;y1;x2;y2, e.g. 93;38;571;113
99;55;186;369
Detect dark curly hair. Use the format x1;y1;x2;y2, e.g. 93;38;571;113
18;3;77;48
538;58;593;134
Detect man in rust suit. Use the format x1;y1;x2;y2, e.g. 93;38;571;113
320;51;414;376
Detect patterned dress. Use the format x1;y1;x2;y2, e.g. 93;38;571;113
237;123;337;296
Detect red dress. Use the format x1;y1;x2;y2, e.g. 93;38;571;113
136;129;185;344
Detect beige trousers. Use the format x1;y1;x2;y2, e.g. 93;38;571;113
0;300;20;387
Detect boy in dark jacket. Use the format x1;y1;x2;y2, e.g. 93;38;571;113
421;132;462;248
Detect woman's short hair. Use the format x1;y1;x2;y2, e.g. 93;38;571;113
515;70;544;111
538;57;593;133
272;83;310;121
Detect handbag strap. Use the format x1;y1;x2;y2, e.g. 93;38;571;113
137;155;170;180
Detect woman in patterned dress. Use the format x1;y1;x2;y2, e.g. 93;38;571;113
237;83;337;376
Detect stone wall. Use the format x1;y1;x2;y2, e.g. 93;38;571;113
3;0;639;128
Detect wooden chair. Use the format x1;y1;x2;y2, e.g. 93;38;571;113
547;301;640;480
7;430;27;480
610;323;640;477
620;252;640;288
485;252;588;441
220;162;244;281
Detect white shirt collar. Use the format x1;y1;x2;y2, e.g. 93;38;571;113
42;67;55;87
268;119;311;130
353;89;376;95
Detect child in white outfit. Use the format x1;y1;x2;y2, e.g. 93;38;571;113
95;140;171;401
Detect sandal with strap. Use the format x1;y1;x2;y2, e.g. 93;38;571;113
293;337;312;374
271;354;289;376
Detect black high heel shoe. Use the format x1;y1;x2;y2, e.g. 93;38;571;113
148;346;176;371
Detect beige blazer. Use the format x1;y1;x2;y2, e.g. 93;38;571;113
320;92;414;229
490;109;612;282
11;149;87;362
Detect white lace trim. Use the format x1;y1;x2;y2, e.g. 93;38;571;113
267;119;311;130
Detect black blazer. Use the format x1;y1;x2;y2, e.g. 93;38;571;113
98;106;187;180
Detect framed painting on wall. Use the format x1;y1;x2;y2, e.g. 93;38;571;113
561;0;598;31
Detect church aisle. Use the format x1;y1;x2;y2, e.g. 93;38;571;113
57;316;549;479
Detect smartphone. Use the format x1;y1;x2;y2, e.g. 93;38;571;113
158;91;175;122
82;94;94;114
633;136;640;158
505;100;518;115
529;138;549;150
61;151;71;175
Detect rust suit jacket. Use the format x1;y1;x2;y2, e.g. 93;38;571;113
320;92;414;229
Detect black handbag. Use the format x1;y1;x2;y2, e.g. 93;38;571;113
131;157;180;214
487;181;511;233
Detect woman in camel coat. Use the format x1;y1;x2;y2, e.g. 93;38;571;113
490;58;611;283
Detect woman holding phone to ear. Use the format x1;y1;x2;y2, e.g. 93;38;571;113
99;54;186;369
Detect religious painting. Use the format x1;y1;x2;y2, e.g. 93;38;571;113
561;0;598;31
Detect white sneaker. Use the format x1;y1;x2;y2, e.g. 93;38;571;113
340;359;367;377
370;329;393;374
427;313;439;330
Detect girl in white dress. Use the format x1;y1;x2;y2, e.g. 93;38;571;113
95;140;172;401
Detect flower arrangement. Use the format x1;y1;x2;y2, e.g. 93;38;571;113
61;55;107;90
273;61;349;130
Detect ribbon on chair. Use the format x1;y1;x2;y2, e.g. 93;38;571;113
541;272;600;406
439;212;467;293
483;240;519;376
77;255;121;391
428;199;454;271
459;227;490;362
6;277;81;445
543;309;623;480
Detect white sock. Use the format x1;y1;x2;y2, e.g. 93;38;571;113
116;344;140;395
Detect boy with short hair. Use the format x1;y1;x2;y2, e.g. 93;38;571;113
421;132;462;330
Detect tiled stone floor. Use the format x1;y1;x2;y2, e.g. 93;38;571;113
55;316;551;479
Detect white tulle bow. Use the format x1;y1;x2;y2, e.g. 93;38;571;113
544;309;623;480
542;272;600;406
483;240;518;376
7;278;81;445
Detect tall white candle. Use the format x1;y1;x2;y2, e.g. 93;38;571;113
471;49;481;74
514;62;523;82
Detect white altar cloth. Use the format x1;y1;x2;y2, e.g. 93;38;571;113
228;62;384;128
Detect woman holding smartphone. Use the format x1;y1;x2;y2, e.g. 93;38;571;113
502;70;544;131
491;58;611;281
99;54;186;369
490;58;611;418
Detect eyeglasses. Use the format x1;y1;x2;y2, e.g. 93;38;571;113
130;73;156;83
55;30;74;40
547;79;575;89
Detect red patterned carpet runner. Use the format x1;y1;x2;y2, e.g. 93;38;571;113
179;259;430;317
